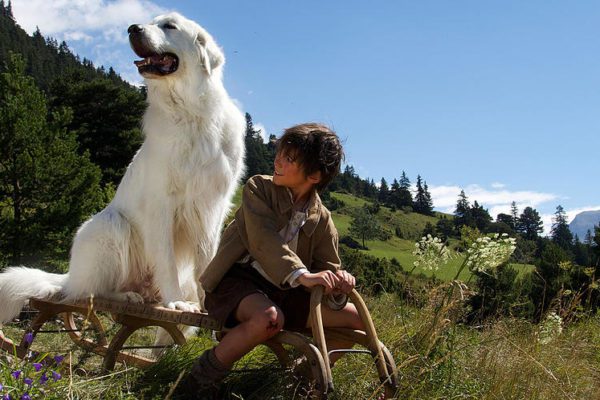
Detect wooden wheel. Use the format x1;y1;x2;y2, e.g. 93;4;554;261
308;287;398;398
62;310;108;348
265;330;329;400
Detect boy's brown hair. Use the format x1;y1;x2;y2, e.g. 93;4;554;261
276;123;344;192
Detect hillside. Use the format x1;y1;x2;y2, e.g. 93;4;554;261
327;192;537;281
0;3;133;92
230;188;531;283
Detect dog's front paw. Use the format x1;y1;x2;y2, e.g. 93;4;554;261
165;300;200;313
123;291;145;303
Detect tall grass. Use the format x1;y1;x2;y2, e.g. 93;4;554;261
2;292;598;399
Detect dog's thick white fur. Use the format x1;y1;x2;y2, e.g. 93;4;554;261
0;12;245;324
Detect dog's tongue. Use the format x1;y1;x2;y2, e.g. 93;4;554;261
134;54;176;71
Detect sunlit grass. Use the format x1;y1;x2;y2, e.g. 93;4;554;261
2;293;598;399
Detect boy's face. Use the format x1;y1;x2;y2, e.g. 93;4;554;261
273;150;319;194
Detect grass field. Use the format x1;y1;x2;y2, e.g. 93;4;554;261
327;192;537;282
1;293;598;399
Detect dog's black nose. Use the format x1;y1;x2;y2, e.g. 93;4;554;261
128;24;143;34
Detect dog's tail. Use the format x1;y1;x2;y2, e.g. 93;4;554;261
0;266;67;324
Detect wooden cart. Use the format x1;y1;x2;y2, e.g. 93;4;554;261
0;287;398;399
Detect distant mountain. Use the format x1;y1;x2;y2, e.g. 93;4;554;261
569;210;600;240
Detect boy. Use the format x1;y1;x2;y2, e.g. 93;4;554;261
183;123;364;396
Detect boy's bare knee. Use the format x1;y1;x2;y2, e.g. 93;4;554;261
247;306;284;340
263;306;285;335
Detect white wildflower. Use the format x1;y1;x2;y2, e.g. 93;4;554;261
465;234;516;273
412;235;451;271
538;311;563;344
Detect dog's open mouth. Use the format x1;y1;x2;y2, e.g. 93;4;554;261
133;53;179;76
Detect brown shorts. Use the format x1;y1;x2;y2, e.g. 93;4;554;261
205;263;311;330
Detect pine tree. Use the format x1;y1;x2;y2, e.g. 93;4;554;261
389;178;400;208
518;206;544;240
242;112;275;181
413;175;432;215
339;165;356;193
378;177;389;204
423;181;434;215
397;171;413;208
0;53;103;263
362;178;377;199
551;205;573;251
470;201;492;231
496;213;514;229
454;189;472;229
573;235;590;266
510;201;519;230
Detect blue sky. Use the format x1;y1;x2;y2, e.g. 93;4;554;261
11;0;600;234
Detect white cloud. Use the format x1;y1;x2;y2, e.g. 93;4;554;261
11;0;168;84
429;183;558;215
12;0;166;37
63;31;93;43
254;123;269;143
491;182;506;189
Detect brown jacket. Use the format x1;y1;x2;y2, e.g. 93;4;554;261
200;175;341;292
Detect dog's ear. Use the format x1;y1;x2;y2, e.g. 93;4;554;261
196;34;224;75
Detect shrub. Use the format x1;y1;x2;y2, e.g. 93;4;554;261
340;246;402;294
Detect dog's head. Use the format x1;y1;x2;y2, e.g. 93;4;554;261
128;12;224;79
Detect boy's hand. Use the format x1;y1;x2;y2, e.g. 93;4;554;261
297;270;356;294
334;270;356;294
297;270;341;294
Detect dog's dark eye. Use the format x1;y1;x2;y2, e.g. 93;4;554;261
163;23;177;30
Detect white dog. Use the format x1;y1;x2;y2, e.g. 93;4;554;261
0;12;245;323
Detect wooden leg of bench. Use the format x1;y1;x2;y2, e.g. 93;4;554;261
16;309;58;358
103;324;137;371
267;330;329;400
309;286;334;393
325;328;398;396
348;290;390;387
63;311;108;347
0;307;58;359
100;314;187;370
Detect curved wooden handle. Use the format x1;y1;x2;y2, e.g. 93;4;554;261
348;289;388;382
309;285;334;392
309;287;389;391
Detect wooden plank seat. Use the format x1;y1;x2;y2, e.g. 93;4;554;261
0;288;398;399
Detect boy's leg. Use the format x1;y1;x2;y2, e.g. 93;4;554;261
182;293;284;396
310;302;365;364
215;292;285;366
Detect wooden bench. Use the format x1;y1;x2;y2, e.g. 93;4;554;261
0;288;398;399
